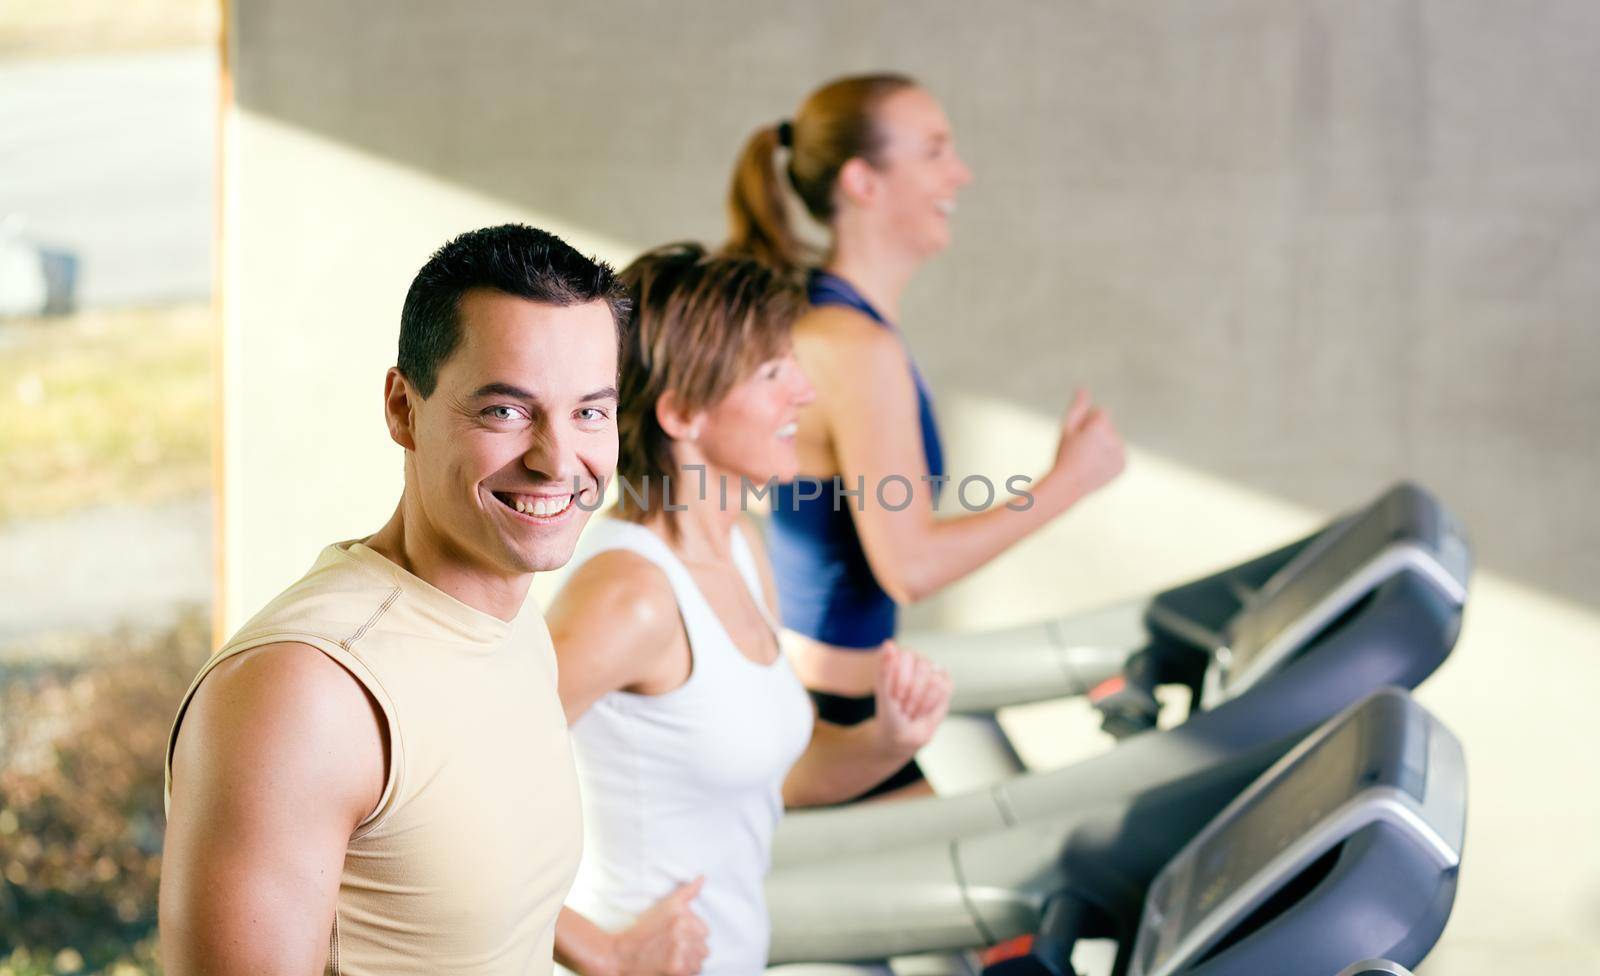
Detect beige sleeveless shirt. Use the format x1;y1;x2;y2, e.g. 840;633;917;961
165;541;582;975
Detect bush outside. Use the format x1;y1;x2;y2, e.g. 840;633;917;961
0;611;210;974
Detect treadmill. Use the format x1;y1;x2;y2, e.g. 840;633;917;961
770;479;1465;882
768;689;1466;975
909;482;1470;763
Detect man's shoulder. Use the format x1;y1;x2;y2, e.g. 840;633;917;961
204;639;371;704
227;542;404;649
184;641;386;757
169;640;388;823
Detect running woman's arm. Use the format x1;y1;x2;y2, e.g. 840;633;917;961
795;308;1125;605
734;519;953;806
160;643;388;976
782;642;952;807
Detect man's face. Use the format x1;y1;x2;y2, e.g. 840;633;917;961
401;289;619;576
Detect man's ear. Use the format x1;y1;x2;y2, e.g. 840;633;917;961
655;390;703;442
835;156;879;210
383;367;420;451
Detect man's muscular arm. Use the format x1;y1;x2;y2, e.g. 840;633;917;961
160;642;389;976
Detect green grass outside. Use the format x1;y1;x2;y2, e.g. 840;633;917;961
0;304;212;525
0;0;217;60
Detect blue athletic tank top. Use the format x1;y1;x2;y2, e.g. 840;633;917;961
767;270;945;649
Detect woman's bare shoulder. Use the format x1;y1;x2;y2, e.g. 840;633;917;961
547;546;679;645
793;305;905;379
795;303;895;343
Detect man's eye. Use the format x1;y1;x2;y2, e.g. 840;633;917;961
577;407;609;422
485;405;522;421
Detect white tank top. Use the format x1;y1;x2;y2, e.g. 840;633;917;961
563;518;814;975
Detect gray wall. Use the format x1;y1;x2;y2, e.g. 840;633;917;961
231;0;1600;608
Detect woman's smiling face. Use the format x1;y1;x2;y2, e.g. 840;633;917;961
690;350;815;486
865;87;973;259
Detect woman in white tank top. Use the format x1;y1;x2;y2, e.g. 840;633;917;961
548;245;953;976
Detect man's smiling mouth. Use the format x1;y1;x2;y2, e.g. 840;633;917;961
491;490;576;521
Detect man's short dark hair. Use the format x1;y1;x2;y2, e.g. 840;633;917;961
398;224;631;397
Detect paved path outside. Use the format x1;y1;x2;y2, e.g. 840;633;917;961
0;47;214;308
0;494;211;658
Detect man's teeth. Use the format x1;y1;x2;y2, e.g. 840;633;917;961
935;200;956;215
776;422;798;438
511;495;572;517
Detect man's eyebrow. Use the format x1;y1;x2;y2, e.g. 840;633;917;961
470;382;538;401
470;383;618;404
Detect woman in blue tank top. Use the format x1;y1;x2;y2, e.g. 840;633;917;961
723;75;1128;799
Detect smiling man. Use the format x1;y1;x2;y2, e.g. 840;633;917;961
160;225;628;976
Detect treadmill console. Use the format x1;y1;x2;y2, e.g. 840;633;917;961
1128;688;1465;976
1201;482;1471;708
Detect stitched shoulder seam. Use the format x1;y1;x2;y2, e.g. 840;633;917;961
342;586;401;650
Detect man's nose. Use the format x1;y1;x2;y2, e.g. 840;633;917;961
522;423;581;485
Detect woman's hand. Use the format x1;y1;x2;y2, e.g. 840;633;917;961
610;877;709;976
1045;388;1126;511
783;642;953;807
872;641;953;757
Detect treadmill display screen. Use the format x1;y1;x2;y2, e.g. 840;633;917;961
1221;491;1416;691
1145;712;1372;974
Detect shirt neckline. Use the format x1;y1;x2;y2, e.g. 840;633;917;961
337;540;516;645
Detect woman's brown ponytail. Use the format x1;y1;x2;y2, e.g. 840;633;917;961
723;73;917;276
725;124;810;276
